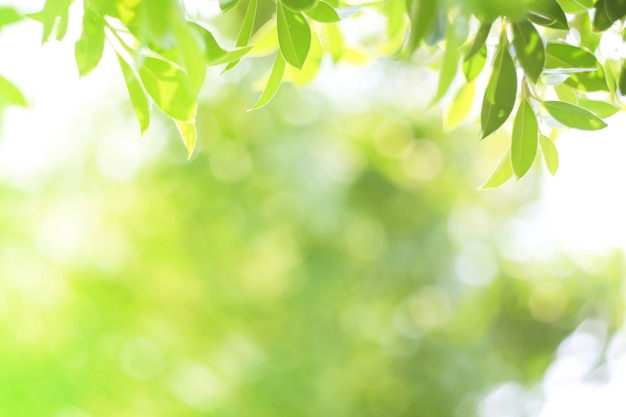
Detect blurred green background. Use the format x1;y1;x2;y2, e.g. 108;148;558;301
0;46;624;417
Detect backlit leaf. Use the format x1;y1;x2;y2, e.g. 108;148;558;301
225;0;258;70
405;0;438;53
464;20;492;61
511;98;538;178
75;8;105;77
543;100;607;130
480;149;514;189
174;119;196;158
0;7;22;30
219;0;240;12
444;81;475;131
277;2;311;69
251;53;286;110
577;99;619;118
481;40;517;138
117;53;151;135
545;43;608;91
463;44;486;82
512;20;545;83
0;75;27;107
138;57;196;122
539;134;559;175
305;1;340;23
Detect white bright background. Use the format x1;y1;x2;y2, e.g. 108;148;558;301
0;1;624;417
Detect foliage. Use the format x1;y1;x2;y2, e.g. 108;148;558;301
0;0;626;181
0;83;622;417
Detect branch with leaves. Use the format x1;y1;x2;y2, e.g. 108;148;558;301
0;0;625;185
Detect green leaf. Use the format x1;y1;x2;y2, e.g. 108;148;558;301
463;44;486;82
0;7;22;30
75;8;105;77
190;23;252;66
219;0;240;12
176;23;206;94
545;43;608;91
251;53;286;110
464;20;492;61
604;0;626;22
577;99;620;118
0;75;27;107
444;81;475;130
480;149;514;189
320;23;344;63
481;40;517;138
554;83;578;103
512;20;545;83
511;99;538;178
405;0;438;53
305;1;340;23
526;0;569;29
592;0;613;31
225;0;258;70
174;119;196;158
282;0;317;12
116;54;151;135
543;100;608;130
556;0;590;13
539;134;559;175
277;2;311;69
433;20;459;103
618;61;626;95
27;0;72;43
138;57;196;122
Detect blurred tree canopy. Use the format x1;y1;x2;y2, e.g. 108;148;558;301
0;78;623;416
0;0;625;183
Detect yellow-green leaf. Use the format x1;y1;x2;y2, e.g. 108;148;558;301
0;75;27;107
433;19;459;103
543;100;607;130
138;57;196;122
463;44;486;82
464;20;492;61
511;98;538;178
546;43;608;91
75;8;105;77
405;0;438;53
444;81;475;130
225;0;258;70
481;40;517;138
277;2;311;69
251;53;286;110
116;54;151;135
174;119;196;158
480;149;514;189
305;1;340;23
539;134;559;175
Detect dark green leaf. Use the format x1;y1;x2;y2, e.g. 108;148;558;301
138;57;196;122
405;0;438;53
481;40;517;138
464;20;492;61
592;0;613;31
225;0;257;70
251;53;286;110
512;20;545;83
604;0;626;21
545;43;608;91
75;9;105;77
480;149;514;189
0;75;27;107
463;44;486;82
277;2;311;69
117;54;151;135
305;1;340;23
511;98;538;178
526;0;569;30
539;135;559;175
543;100;607;130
